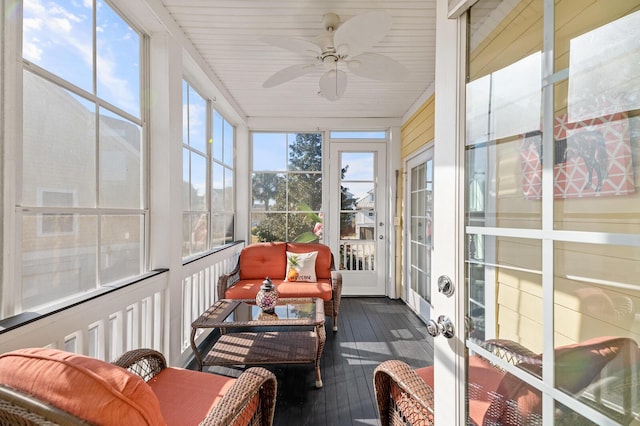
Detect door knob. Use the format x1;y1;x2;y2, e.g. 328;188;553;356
426;315;455;339
437;275;455;297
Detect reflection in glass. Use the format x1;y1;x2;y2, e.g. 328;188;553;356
211;212;234;246
567;11;640;123
183;213;209;257
466;53;541;144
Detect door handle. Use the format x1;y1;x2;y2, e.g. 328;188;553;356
426;315;455;339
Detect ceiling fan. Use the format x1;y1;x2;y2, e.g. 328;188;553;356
261;11;408;101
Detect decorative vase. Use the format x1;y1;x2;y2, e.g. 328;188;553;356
256;276;279;313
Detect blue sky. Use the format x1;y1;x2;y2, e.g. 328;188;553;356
22;0;140;117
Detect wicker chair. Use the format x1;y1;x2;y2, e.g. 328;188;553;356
0;347;277;426
374;337;639;426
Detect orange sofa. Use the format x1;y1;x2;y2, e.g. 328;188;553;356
217;242;343;331
0;347;277;426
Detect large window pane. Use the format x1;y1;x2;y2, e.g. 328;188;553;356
253;133;287;171
466;235;543;363
23;0;93;93
96;0;140;117
288;133;321;171
186;85;207;153
99;108;142;209
22;214;97;310
190;152;207;210
554;242;640;422
251;172;286;211
23;71;96;208
100;215;142;283
224;167;234;211
287;173;322;211
251;132;323;243
251;212;287;242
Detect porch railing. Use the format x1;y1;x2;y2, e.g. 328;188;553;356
0;242;244;366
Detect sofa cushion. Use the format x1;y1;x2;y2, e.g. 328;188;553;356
225;278;333;301
148;367;258;426
239;242;287;280
285;251;318;282
0;347;166;425
286;243;333;280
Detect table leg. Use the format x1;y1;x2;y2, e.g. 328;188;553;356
190;327;203;371
315;323;326;388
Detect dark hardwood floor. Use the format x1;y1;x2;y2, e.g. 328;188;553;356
199;297;434;426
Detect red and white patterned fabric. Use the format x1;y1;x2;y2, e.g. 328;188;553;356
520;113;635;199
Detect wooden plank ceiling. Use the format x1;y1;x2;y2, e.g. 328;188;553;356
160;0;438;120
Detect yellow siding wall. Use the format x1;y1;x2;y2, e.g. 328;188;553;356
401;96;435;159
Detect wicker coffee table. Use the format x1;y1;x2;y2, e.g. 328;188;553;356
190;298;326;388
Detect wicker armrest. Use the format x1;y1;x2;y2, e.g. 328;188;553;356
217;263;241;299
112;348;167;382
200;367;277;426
374;360;434;426
484;339;540;366
0;384;91;426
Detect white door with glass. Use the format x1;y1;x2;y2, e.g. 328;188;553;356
404;147;434;324
431;0;640;425
329;142;387;296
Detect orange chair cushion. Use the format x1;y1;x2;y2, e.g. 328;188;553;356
224;278;333;301
147;367;258;426
286;243;333;280
0;347;166;425
239;242;287;280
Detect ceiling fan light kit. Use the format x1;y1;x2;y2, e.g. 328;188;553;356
261;11;408;101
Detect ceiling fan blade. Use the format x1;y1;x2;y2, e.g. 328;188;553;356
334;11;392;57
261;35;321;57
263;63;319;88
347;53;409;81
319;69;347;101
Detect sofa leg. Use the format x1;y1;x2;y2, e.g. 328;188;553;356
333;315;338;332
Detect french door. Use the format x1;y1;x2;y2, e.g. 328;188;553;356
328;141;387;296
404;147;434;324
432;0;640;424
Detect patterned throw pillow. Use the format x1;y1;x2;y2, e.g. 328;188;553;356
285;251;318;282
